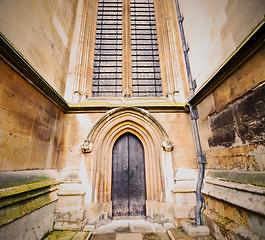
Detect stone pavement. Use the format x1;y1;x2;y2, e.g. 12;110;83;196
43;219;214;240
43;229;214;240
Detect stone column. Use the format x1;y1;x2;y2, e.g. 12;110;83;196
154;0;183;100
64;0;98;102
122;0;132;98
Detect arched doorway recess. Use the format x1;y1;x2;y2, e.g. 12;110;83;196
112;132;146;218
82;107;174;222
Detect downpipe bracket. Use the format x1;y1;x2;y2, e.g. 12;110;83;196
198;153;207;164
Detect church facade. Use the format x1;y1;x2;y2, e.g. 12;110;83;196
0;0;264;239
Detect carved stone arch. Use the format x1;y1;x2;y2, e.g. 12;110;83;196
82;107;173;220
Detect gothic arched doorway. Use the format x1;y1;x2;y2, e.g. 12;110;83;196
111;132;146;218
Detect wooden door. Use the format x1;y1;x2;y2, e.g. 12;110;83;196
112;133;146;217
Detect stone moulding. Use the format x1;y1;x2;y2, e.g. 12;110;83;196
0;32;69;111
81;106;174;153
0;180;59;227
0;32;187;113
202;178;265;216
81;106;174;220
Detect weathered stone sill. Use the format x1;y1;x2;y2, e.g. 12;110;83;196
206;170;265;188
0;180;59;227
202;178;265;216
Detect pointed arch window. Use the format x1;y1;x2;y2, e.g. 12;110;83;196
92;0;162;97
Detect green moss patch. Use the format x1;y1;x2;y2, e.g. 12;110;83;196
42;231;76;240
0;180;59;198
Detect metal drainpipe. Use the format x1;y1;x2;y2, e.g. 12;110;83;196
174;0;207;226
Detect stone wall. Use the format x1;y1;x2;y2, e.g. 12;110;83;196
56;109;198;226
179;0;265;90
197;44;265;173
0;58;64;239
59;111;197;173
195;36;265;239
0;60;65;171
0;0;78;96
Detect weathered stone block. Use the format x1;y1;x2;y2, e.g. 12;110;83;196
173;192;196;205
182;221;209;236
0;202;56;240
54;221;85;231
203;213;226;240
57;194;85;209
174;205;196;218
163;222;175;230
58;182;84;195
83;225;95;232
213;73;242;111
55;207;86;222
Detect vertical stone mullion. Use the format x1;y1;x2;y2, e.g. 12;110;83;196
122;0;132;97
69;0;98;101
85;0;99;98
165;0;180;94
78;0;90;98
73;0;88;97
154;0;176;98
153;0;169;97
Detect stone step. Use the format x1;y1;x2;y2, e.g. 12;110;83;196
92;219;167;234
43;230;214;240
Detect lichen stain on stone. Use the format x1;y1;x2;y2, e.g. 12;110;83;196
208;82;265;148
143;233;161;240
0;191;55;226
208;108;236;148
43;230;76;240
234;83;265;144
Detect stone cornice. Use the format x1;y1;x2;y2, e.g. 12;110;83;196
0;32;69;112
0;32;186;113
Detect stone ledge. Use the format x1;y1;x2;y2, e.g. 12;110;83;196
202;178;265;216
54;220;86;231
58;191;86;196
0;169;59;189
0;183;59;208
0;190;58;226
205;178;265;194
204;210;265;240
0;180;59;198
0;179;59;227
206;170;265;187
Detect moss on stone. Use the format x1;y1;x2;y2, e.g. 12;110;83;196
42;231;76;240
206;170;265;187
0;180;59;198
0;175;54;189
0;187;57;226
